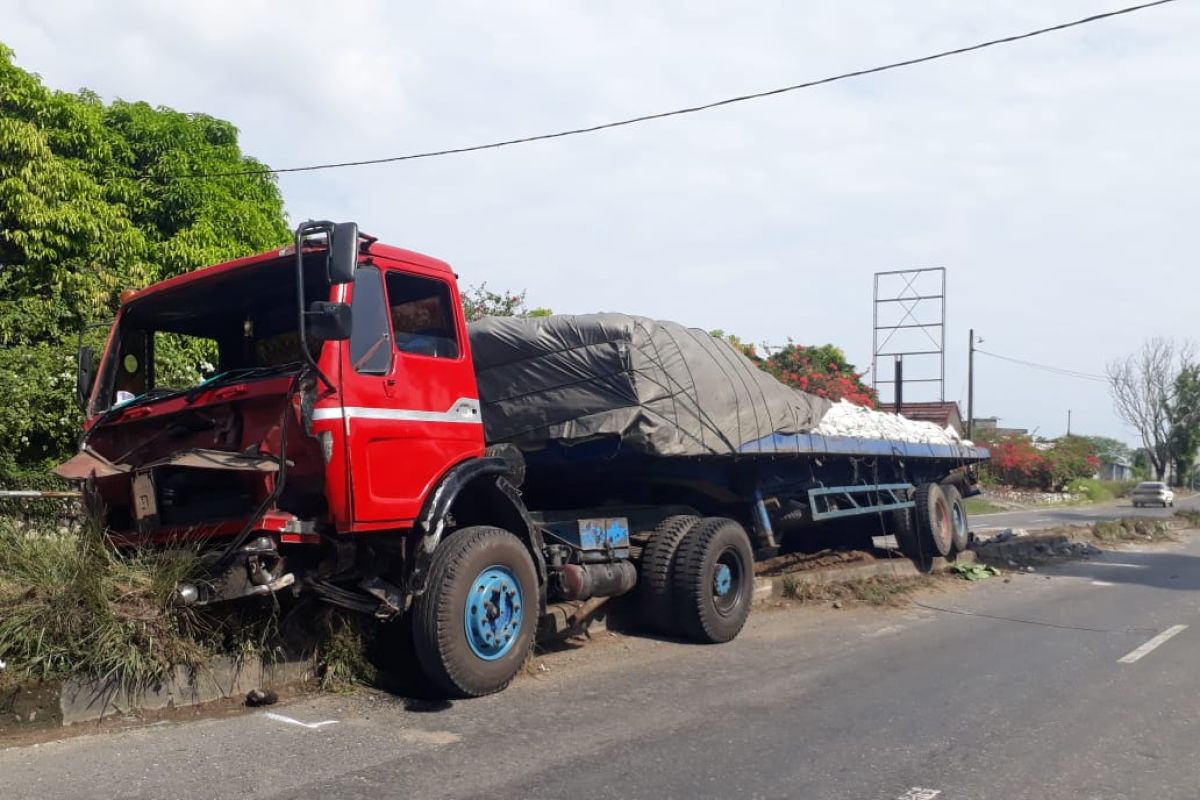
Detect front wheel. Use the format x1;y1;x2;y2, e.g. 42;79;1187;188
411;526;537;698
671;517;754;644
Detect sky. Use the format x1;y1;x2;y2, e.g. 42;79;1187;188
6;0;1198;444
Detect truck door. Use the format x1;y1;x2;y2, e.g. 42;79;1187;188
340;262;484;526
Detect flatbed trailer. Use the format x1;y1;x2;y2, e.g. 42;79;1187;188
513;433;988;559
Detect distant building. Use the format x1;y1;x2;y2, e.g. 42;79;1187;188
898;402;965;437
1098;459;1134;481
970;416;1028;438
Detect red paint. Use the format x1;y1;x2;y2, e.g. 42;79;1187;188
81;236;483;547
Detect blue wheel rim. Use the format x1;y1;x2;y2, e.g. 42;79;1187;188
712;547;745;615
464;565;524;661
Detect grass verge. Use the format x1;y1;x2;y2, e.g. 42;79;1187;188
1174;508;1200;527
1091;517;1175;544
0;515;304;694
963;498;1007;515
0;516;213;691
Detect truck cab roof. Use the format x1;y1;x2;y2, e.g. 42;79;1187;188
120;236;454;308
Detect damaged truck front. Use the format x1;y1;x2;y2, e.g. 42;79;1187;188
64;221;551;698
64;222;374;605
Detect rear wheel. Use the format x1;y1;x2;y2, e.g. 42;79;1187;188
670;517;754;644
942;485;970;552
638;515;701;635
411;526;537;698
912;483;954;558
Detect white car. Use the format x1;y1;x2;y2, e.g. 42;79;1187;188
1131;481;1175;508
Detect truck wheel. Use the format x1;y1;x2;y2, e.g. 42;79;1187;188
411;526;537;698
639;515;701;635
891;507;922;560
671;517;754;644
941;485;970;552
913;483;954;558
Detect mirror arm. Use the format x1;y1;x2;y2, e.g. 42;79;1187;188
295;220;337;393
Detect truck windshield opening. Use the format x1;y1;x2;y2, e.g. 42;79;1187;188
95;253;333;412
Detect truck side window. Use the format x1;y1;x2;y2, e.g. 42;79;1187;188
349;265;393;375
384;272;460;359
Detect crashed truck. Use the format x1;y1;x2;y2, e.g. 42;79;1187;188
61;220;989;697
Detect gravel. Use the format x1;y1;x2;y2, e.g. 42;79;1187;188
812;400;966;446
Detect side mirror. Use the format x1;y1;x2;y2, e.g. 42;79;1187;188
75;346;95;410
306;301;353;341
328;222;359;284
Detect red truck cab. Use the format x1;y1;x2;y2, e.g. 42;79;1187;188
70;225;486;541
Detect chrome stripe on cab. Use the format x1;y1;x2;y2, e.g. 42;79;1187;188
312;397;482;424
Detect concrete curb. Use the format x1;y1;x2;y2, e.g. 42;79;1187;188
2;655;316;731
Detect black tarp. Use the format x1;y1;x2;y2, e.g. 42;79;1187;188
469;313;831;456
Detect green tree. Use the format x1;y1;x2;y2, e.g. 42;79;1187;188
0;44;289;482
1076;435;1133;465
461;283;551;321
1168;365;1200;487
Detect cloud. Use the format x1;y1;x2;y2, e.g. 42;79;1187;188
6;0;1199;440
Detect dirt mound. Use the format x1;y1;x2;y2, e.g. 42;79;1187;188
755;548;875;577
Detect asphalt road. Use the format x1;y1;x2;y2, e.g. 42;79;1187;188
970;494;1195;532
6;526;1200;799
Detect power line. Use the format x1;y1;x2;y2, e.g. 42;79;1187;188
975;349;1108;382
149;0;1180;181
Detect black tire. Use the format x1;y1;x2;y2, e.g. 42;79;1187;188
913;483;954;558
942;485;970;553
638;515;701;635
670;517;754;644
891;507;923;560
410;526;537;698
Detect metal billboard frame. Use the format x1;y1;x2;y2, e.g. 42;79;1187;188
872;267;946;405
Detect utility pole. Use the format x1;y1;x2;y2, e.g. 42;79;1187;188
1067;409;1072;437
894;355;904;414
967;329;975;439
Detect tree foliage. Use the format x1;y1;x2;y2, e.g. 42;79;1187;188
762;343;877;407
0;44;290;481
460;283;551;322
1106;338;1198;483
1077;435;1133;465
1168;364;1200;486
708;334;876;407
975;431;1100;491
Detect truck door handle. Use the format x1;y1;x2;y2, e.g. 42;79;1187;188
383;379;397;398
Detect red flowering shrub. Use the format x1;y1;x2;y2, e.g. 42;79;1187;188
762;343;877;408
976;432;1100;490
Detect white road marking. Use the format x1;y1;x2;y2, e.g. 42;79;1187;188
896;789;941;800
1094;562;1147;569
262;712;339;729
1117;625;1188;664
1090;580;1114;586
